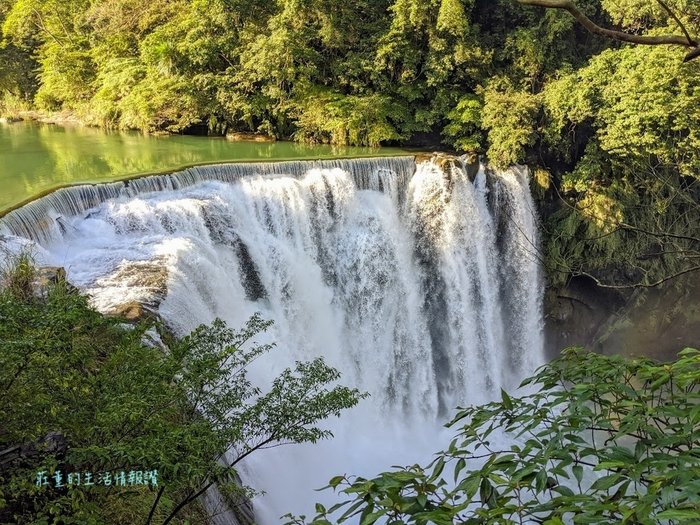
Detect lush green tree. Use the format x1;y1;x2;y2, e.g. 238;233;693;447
0;257;365;524
1;0;699;286
0;0;605;141
1;0;96;109
287;347;700;525
0;0;37;109
540;41;700;287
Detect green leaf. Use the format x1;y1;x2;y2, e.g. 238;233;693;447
544;519;565;525
591;474;621;491
360;510;387;525
501;388;513;410
656;509;700;520
329;475;345;489
453;458;466;482
429;457;446;482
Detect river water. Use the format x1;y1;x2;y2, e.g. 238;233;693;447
0;121;407;213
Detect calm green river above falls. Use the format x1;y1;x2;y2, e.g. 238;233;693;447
0;121;409;214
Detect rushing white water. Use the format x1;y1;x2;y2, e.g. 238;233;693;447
0;156;545;524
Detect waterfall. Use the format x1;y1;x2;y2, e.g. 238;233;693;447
0;156;544;523
0;157;415;243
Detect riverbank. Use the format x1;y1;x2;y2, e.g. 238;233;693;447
0;109;275;142
0;109;83;127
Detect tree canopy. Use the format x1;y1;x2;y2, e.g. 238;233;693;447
0;0;697;146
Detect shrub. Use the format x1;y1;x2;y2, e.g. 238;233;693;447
0;265;364;524
289;348;700;525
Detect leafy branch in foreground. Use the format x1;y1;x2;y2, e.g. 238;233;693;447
0;268;366;525
288;348;700;525
158;317;369;525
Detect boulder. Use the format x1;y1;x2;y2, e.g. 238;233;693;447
108;301;158;323
415;152;480;182
30;266;76;298
226;132;276;143
0;432;68;474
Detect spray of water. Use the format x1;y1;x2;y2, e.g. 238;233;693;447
0;156;544;523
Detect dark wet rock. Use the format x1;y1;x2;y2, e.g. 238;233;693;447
463;153;480;181
97;260;169;321
205;476;256;525
234;238;267;301
31;266;77;297
108;301;159;323
0;432;68;474
415;152;480;185
544;277;624;359
110;261;168;299
226;132;276;143
544;274;700;362
593;276;700;362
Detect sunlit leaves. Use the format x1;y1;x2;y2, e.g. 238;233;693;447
288;347;700;525
481;79;540;168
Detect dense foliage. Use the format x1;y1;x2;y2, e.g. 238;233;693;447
1;0;698;286
0;257;364;524
287;347;700;525
0;1;693;149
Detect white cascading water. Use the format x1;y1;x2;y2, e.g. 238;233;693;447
0;156;545;524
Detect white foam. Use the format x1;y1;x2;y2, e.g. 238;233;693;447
3;158;545;524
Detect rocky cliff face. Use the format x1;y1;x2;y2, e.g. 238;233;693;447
541;244;699;362
593;276;700;360
544;276;700;362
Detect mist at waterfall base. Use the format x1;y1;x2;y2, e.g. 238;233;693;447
1;157;544;524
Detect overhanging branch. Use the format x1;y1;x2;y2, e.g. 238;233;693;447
516;0;700;61
656;0;695;46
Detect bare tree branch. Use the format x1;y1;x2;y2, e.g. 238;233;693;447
656;0;695;46
577;266;700;289
516;0;700;60
683;47;700;61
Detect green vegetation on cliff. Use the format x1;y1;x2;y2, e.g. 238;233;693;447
0;256;364;524
1;0;698;288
